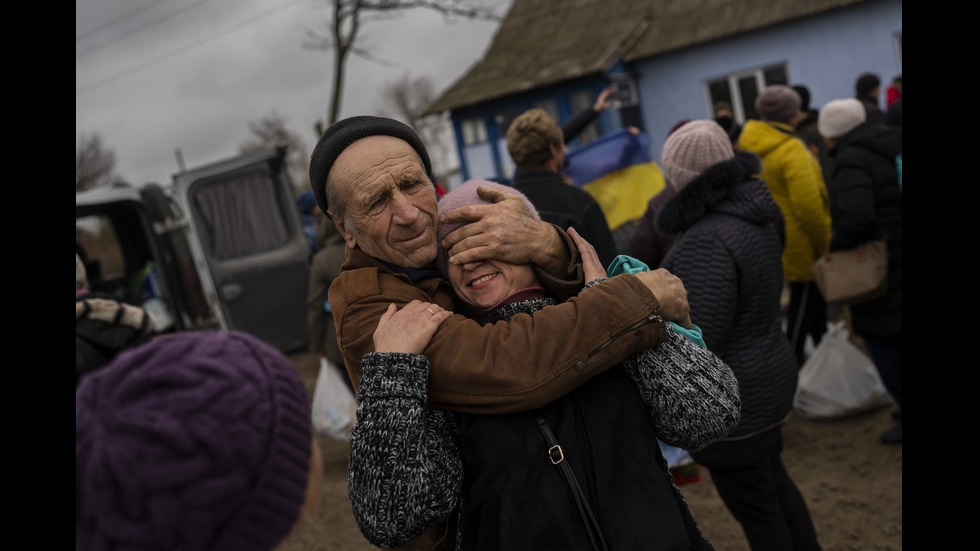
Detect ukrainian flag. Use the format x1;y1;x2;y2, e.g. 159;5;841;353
564;129;665;253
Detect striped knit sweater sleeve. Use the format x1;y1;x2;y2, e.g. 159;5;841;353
347;351;463;548
621;323;742;450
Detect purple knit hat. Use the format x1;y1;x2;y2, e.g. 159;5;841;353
435;179;539;277
76;331;313;551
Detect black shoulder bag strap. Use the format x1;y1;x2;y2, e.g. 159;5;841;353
536;416;609;551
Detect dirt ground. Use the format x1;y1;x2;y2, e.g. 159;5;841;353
282;343;902;551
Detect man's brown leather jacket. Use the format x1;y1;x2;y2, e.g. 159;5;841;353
328;227;667;415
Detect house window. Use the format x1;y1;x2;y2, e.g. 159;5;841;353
495;108;520;138
706;63;788;123
462;117;488;145
533;99;559;123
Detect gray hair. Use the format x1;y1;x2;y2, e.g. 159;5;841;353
324;175;358;236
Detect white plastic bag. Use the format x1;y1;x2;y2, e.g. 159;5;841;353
311;357;357;441
793;321;893;419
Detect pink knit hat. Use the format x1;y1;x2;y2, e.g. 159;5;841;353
661;120;735;191
436;179;539;277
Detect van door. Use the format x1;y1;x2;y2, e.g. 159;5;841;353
172;147;310;353
139;184;219;333
76;184;219;336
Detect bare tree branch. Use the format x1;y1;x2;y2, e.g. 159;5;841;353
76;133;119;192
348;45;400;68
379;73;456;181
304;0;503;127
240;110;311;193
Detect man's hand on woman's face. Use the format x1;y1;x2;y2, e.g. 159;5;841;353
440;186;554;267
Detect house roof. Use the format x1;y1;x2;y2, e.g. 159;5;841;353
425;0;869;115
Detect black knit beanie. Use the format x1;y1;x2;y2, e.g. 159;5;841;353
308;116;433;214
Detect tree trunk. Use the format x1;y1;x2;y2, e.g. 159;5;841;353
329;45;346;125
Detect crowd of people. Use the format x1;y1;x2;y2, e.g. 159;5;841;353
76;71;900;550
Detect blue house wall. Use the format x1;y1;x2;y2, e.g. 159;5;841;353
449;0;901;183
635;0;902;164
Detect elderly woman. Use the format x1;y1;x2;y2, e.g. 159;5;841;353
656;120;822;551
347;180;741;551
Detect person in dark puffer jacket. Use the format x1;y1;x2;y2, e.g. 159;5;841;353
818;98;903;444
657;120;823;551
348;180;742;551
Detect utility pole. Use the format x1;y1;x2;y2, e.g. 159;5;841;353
174;147;186;173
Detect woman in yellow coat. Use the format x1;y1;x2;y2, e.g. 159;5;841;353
736;85;831;368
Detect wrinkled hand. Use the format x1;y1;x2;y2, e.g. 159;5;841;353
373;300;453;354
569;227;606;284
634;269;692;329
441;186;557;267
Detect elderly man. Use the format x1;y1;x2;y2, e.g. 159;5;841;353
309;115;690;414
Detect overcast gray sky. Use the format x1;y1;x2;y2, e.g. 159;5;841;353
76;0;513;187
